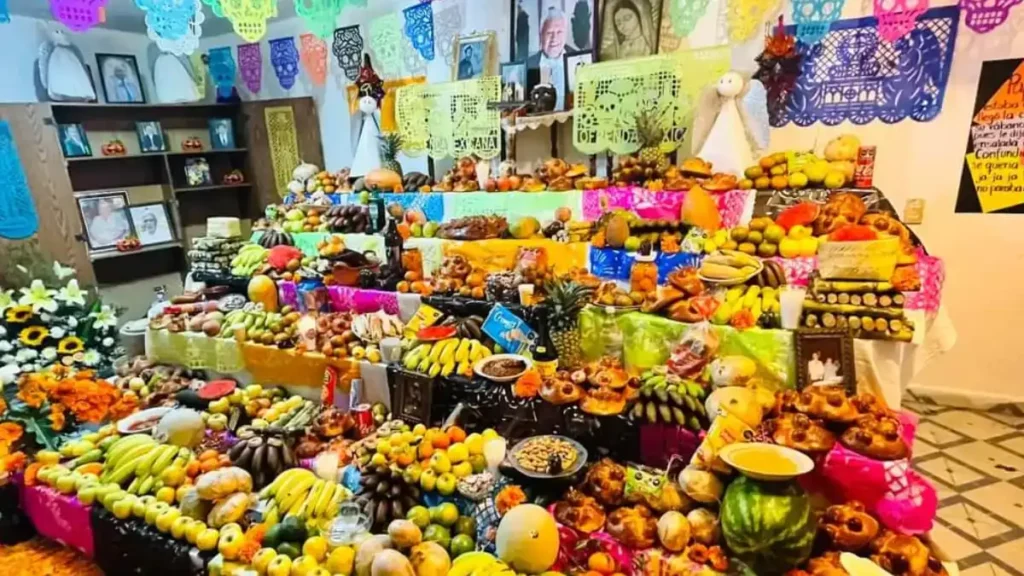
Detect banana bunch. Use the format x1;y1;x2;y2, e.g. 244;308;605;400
351;310;404;344
401;337;492;378
630;367;708;432
700;249;761;281
221;305;299;347
711;285;780;326
257;468;349;526
99;435;193;496
230;244;268;277
447;552;516;576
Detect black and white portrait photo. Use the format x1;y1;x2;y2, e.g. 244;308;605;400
58;123;92;158
129;203;174;246
209;118;235;149
136;121;167;153
597;0;662;61
457;40;484;80
795;330;855;392
96;53;146;104
76;192;132;251
501;62;528;102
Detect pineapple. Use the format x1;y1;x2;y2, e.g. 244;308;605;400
634;109;669;172
544;278;593;369
378;132;404;176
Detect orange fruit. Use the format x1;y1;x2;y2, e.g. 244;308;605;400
397;281;410;293
432;433;451;449
588;552;616;575
771;175;789;190
446;426;467;443
396;450;414;467
199;450;219;462
759;156;776;169
418;439;434;460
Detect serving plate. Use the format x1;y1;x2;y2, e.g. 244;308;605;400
507;434;588;479
473;354;532;383
117;406;172;435
719;442;814;481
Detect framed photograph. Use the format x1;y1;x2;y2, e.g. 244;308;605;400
512;0;594;61
136;121;167;153
500;61;529;102
795;329;856;392
453;32;498;81
57;123;92;158
95;53;146;104
184;158;212;187
76;191;133;251
596;0;663;61
209;118;235;149
128;202;175;246
563;49;593;109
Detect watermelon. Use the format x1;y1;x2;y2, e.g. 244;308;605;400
720;476;815;575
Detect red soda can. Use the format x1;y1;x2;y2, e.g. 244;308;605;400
352;403;375;437
854;146;876;188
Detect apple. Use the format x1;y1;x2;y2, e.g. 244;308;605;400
419;468;437;492
156;507;181;533
185;521;207;545
196;528;219;551
171;516;193;540
435;472;457;496
218;528;243;560
266;555;293;576
112;497;134;520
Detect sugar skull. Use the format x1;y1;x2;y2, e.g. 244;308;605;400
961;0;1024;33
333;26;364;81
50;0;106;32
269;37;299;90
874;0;928;42
792;0;846;44
207;47;236;99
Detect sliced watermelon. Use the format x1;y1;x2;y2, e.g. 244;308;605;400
198;379;237;400
417;325;457;341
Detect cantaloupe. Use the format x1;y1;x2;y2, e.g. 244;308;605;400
495;504;558;574
247;275;278;312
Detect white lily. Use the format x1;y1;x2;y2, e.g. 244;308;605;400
0;341;11;353
56;279;87;307
0;363;20;385
82;349;100;366
53;261;76;280
90;305;118;330
50;326;65;339
15;348;38;362
67;317;78;328
41;347;57;361
18;279;57;313
0;289;13;314
102;337;114;347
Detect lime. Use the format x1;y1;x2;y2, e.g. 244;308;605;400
276;542;301;559
454;516;477;537
434;502;459;527
407;506;431;529
423;524;451;551
450;534;475;558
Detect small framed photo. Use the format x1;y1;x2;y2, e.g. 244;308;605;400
184;158;212;187
95;53;147;104
795;329;856;392
209;118;236;149
136;121;167;153
57;123;92;158
564;49;593;109
453;32;497;81
500;61;528;102
76;191;133;251
128;202;175;246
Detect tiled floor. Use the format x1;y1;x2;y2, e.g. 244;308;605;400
906;398;1024;575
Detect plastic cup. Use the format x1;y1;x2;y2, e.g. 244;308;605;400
780;286;807;330
518;284;535;306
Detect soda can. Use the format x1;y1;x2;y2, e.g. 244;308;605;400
352;403;375;437
854;145;876;188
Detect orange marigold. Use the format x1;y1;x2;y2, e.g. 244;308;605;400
1;451;26;473
23;461;43;486
49;404;66;432
0;396;6;414
108;395;140;421
0;422;24;446
16;381;47;409
237;539;261;564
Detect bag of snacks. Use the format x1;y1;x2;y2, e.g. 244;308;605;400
667;322;720;378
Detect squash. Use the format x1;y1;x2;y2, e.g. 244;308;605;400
495;504;559;574
365;168;403;192
207;491;251;528
247;275;278;312
195;467;252;501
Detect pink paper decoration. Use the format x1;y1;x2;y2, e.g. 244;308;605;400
237;42;262;93
874;0;928;41
300;33;328;86
960;0;1023;33
50;0;108;32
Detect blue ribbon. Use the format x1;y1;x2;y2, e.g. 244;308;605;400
402;0;435;61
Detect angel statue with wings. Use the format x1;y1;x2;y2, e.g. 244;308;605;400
691;71;771;177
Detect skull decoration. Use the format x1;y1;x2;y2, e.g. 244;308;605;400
530;84;557;113
961;0;1024;33
874;0;928;42
270;37;300;90
333;26;364;81
792;0;846;44
207;47;237;99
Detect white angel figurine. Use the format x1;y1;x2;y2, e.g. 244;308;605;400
691;71;770;177
37;26;96;102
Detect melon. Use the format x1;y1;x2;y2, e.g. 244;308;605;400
656;511;691;552
371;549;415;576
409;542;450;576
154;408;205;448
721;476;815;575
495;504;559;574
198;379;237;400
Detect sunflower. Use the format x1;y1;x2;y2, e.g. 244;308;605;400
57;336;84;355
18;326;48;348
5;306;33;324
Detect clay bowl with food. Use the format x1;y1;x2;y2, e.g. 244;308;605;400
474;354;532;383
719;442;814;482
117;406;172;435
508;434;588;479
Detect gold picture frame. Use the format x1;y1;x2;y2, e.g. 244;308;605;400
452;31;498;81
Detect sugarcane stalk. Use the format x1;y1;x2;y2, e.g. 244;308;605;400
801;300;905;319
822;313;837;328
850;294;862;306
812;278;895;293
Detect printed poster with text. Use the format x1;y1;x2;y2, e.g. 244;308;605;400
956;58;1024;213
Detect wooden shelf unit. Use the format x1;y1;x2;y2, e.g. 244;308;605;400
51;102;257;284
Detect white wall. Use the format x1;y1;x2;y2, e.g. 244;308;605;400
0;15;156;104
